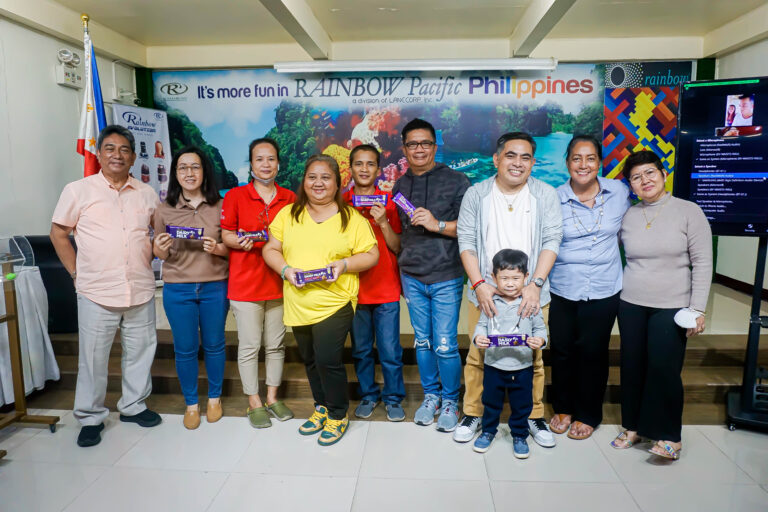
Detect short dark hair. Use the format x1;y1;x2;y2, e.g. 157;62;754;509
401;118;436;143
248;137;281;164
623;150;664;178
349;144;381;166
166;146;220;207
492;249;528;275
97;125;135;153
495;132;536;156
565;134;602;160
738;94;754;102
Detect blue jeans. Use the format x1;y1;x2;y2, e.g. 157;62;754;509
400;274;463;402
163;280;228;405
351;301;405;405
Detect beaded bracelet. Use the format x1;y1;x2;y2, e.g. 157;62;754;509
280;264;290;280
471;279;485;291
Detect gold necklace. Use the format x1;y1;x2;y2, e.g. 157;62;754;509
641;194;671;229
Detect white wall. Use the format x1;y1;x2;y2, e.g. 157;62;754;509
715;37;768;287
0;17;130;237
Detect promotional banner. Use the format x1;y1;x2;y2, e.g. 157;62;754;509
153;65;604;193
112;105;172;199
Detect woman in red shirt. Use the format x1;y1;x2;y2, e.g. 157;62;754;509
221;138;296;428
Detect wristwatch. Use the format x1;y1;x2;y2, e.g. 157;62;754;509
532;277;544;288
437;220;446;234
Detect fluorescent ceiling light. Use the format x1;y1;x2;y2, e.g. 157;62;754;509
274;58;557;73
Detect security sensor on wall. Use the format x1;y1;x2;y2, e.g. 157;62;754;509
55;48;83;89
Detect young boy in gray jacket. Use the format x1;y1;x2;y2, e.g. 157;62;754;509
472;249;547;458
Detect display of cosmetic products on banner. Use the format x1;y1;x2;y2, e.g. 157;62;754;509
112;104;172;201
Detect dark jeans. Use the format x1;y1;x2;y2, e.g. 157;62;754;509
617;300;687;442
293;303;354;420
351;301;405;405
549;292;619;428
481;364;533;438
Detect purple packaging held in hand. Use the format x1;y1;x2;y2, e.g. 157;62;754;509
352;194;388;207
392;192;416;217
238;230;269;241
166;225;203;240
295;267;335;285
487;334;529;348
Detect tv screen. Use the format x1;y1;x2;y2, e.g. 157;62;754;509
675;76;768;236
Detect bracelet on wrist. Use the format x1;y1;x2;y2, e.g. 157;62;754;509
280;265;290;280
341;259;348;273
471;279;485;291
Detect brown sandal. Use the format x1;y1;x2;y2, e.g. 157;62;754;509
549;414;572;434
567;421;594;440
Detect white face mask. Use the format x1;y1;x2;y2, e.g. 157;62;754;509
251;165;278;185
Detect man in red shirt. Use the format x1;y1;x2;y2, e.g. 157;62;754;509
343;144;405;421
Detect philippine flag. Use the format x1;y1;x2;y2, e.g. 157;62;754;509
76;27;107;177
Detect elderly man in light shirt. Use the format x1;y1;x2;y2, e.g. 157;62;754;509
50;125;161;447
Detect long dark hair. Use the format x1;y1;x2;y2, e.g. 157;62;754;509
247;137;280;184
166;146;220;207
290;154;351;231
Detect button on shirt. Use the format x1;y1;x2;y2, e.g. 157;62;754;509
52;171;159;308
549;177;630;301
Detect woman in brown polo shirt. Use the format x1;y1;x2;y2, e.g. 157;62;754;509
153;146;229;430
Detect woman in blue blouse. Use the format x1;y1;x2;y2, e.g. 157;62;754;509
547;135;631;440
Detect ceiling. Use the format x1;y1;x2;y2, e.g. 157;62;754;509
52;0;767;46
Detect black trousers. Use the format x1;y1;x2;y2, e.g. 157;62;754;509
549;292;619;428
481;364;533;437
617;300;687;442
293;303;354;420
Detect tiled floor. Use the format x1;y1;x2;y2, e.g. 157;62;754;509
1;409;767;512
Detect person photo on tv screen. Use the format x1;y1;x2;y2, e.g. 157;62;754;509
732;94;754;127
725;104;736;127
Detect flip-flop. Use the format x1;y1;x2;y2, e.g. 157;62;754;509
649;441;681;460
549;414;571;434
567;421;594;440
610;431;641;449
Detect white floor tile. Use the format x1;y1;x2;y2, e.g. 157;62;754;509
62;466;228;512
352;478;494;512
359;421;487;481
0;424;41;452
9;411;150;466
115;414;256;472
697;425;768;485
627;483;768;512
484;426;620;482
490;482;641;511
593;425;754;484
233;418;368;477
0;460;106;512
208;473;357;512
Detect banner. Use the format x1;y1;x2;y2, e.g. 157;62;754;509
153;65;604;193
112;105;172;200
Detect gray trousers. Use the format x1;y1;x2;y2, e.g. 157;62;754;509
74;294;157;426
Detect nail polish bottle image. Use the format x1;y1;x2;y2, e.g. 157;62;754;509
157;163;167;183
141;164;150;183
139;141;148;158
154;141;165;158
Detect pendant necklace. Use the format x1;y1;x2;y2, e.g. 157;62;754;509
641;194;671;229
570;188;605;240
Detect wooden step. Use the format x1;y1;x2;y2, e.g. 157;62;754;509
51;355;743;404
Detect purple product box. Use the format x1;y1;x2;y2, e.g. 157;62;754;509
487;334;529;347
238;230;269;241
166;225;203;240
295;267;334;285
392;192;416;217
352;194;388;207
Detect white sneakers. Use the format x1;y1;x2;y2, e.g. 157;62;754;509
528;418;556;448
453;415;481;442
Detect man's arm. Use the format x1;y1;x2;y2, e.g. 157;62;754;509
50;223;77;278
519;249;557;317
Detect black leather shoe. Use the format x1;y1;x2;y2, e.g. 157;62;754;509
119;409;162;427
77;423;105;447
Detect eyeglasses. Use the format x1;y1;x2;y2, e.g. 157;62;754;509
177;164;202;174
628;168;660;184
404;140;436;150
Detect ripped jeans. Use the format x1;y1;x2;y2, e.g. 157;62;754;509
400;273;463;402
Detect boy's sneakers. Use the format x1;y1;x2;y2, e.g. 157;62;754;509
473;431;495;453
386;403;406;422
318;417;349;446
298;406;328;435
528;418;556;447
436;400;460;432
512;435;530;459
453;415;481;442
354;400;379;419
414;394;441;426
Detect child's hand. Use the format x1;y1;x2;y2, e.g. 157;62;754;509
526;336;544;349
474;335;491;348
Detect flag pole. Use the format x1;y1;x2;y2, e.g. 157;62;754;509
81;13;89;32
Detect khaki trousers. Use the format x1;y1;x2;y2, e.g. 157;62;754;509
230;299;285;396
462;302;549;418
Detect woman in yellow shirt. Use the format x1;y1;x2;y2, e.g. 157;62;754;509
264;154;378;446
